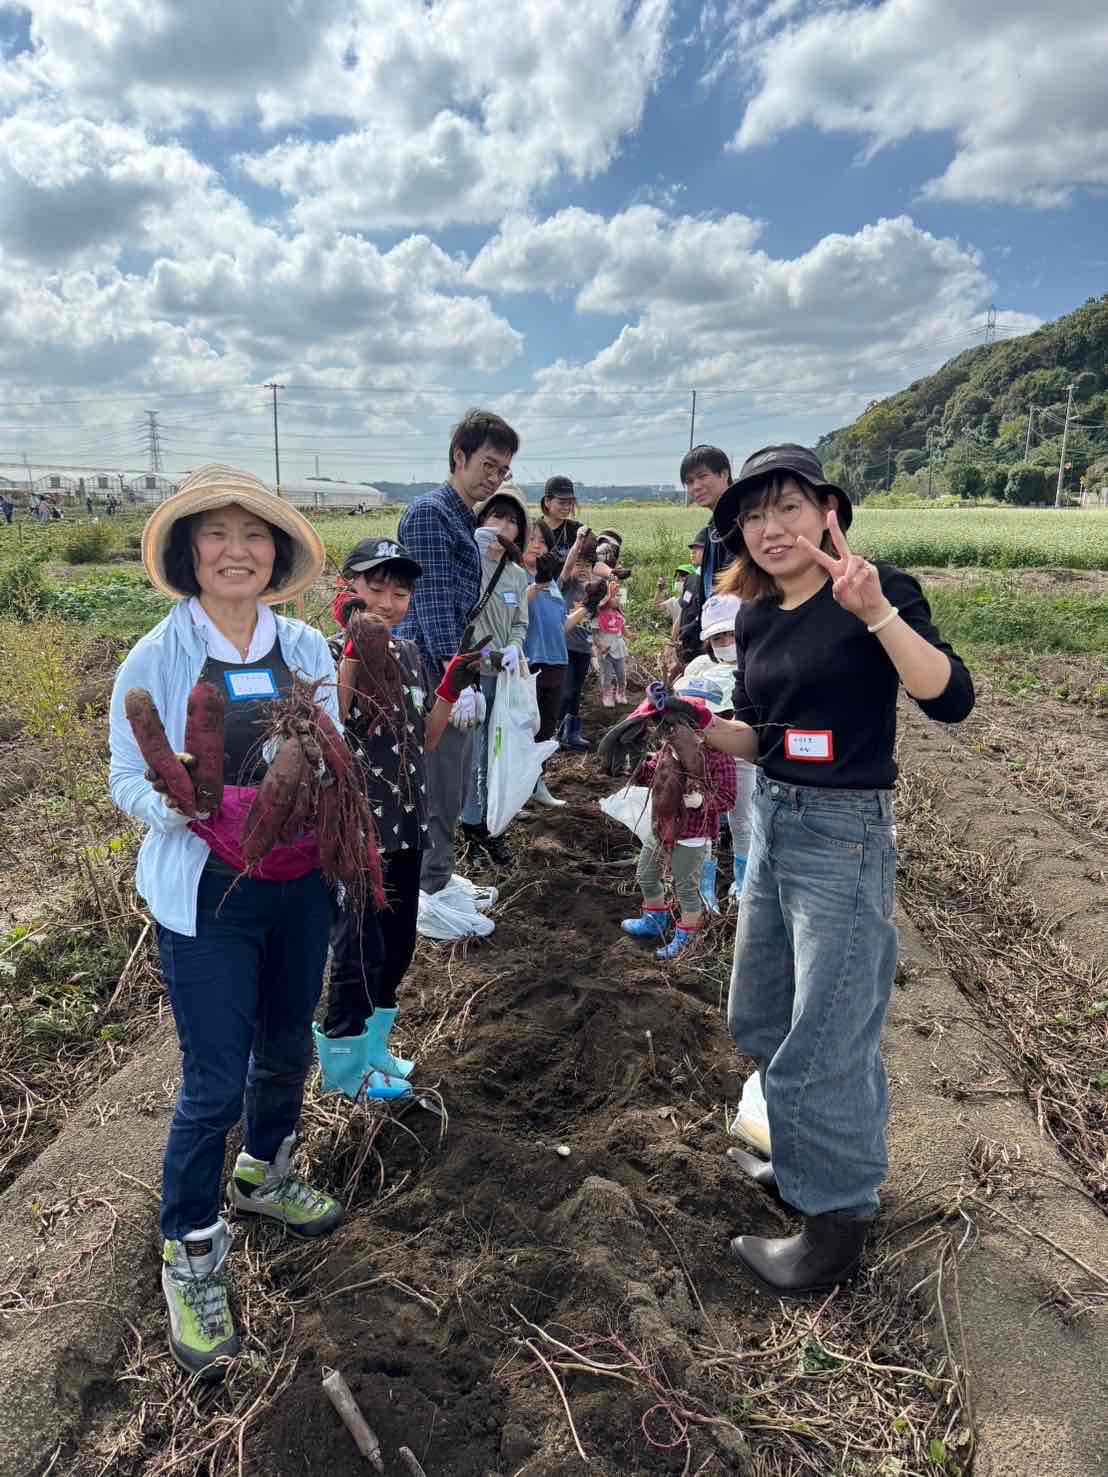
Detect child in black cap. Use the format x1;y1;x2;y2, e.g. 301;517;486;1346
317;537;478;1100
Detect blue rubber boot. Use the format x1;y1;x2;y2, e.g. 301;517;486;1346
656;926;701;961
621;908;669;939
312;1023;411;1101
564;716;590;752
699;854;720;914
729;854;748;902
362;1007;414;1079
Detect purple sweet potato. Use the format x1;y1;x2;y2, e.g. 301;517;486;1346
183;680;225;816
241;737;306;866
125;688;197;816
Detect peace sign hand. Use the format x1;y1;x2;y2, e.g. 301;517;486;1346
795;510;893;626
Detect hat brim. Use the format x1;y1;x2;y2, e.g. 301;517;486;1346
712;466;851;549
345;555;423;580
141;481;326;604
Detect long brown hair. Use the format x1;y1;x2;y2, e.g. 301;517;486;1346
717;474;836;603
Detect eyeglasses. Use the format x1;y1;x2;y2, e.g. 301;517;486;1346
738;497;811;533
482;459;513;483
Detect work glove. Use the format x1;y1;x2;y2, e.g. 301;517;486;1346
500;643;520;675
435;647;485;703
474;526;500;553
449;687;486;730
332;590;367;627
146;752;195;812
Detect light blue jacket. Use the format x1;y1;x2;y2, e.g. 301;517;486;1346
108;600;338;937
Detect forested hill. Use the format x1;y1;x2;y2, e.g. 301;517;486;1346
817;293;1108;503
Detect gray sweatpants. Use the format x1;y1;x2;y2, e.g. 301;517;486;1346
420;722;474;895
637;832;707;915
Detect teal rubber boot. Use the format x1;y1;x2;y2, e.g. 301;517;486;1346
621;908;669;939
699;854;720;914
313;1022;411;1102
362;1007;414;1079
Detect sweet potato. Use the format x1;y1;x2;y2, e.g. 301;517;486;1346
314;710;352;783
125;688;197;816
183;680;225;816
241;737;307;866
346;613;405;720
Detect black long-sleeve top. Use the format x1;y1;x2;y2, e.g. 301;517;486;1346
731;564;974;790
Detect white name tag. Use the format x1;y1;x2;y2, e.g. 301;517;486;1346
681;590;693;604
500;590;518;606
785;729;834;762
225;668;278;701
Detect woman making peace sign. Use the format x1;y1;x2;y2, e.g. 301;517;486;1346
672;445;974;1295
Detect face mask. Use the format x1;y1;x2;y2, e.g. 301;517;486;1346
711;641;737;664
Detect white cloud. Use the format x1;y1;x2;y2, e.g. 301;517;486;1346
0;111;249;264
6;0;671;230
469;209;1040;453
729;0;1108;207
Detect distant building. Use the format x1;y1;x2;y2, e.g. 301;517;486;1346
278;480;386;509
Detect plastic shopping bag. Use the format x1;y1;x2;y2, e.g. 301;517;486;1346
485;668;558;836
729;1071;771;1156
416;879;496;941
598;783;653;845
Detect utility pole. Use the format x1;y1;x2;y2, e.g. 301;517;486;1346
1024;404;1036;461
886;444;893;490
926;430;934;498
265;383;285;494
684;390;697;506
1055;383;1075;508
144;410;163;473
985;305;997;346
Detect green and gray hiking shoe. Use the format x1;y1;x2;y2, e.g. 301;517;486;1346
228;1133;344;1239
161;1217;240;1380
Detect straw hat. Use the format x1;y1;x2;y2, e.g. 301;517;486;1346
141;464;325;604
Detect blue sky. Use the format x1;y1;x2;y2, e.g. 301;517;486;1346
0;0;1104;486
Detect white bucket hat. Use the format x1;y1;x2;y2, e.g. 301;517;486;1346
700;593;741;643
141;464;325;604
674;663;735;715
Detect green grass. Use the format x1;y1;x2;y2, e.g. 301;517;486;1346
925;581;1108;656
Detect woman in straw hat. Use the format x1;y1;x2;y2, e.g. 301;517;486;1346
108;465;344;1381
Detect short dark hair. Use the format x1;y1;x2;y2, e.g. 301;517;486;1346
680;444;731;486
543;475;575;501
164;510;293;597
350;562;418;592
448;408;519;476
477;494;523;533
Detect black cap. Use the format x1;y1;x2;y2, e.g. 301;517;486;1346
712;443;851;547
342;537;422;579
688;532;706;549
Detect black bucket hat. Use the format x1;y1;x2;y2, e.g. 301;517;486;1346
712;444;851;549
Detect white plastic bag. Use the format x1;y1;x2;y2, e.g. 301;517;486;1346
416;880;496;941
485;668;558;836
729;1070;771;1155
442;873;498;913
599;784;653;845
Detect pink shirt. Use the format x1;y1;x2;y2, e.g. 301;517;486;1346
597;607;625;635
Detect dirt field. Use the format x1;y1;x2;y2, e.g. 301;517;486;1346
3;653;1107;1477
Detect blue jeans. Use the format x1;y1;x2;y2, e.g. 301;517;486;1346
157;867;331;1238
727;776;897;1216
461;674;500;827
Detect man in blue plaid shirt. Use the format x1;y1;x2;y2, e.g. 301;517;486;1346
397;408;520;894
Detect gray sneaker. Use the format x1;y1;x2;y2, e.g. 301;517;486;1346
161;1217;240;1380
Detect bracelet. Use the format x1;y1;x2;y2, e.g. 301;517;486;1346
866;606;899;635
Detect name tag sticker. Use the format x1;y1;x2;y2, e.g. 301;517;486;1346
681;590;693;604
225;668;278;701
785;729;834;762
500;590;518;606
